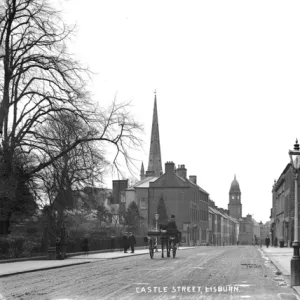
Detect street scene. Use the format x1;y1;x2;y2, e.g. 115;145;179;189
1;246;299;300
1;0;300;299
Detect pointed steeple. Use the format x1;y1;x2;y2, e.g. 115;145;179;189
147;91;162;177
140;162;145;181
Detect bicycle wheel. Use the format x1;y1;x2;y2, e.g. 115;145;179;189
149;239;154;259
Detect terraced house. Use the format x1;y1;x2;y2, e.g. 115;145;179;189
271;163;294;247
208;201;239;246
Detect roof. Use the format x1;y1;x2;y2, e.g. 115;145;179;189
227;215;239;223
133;176;159;188
175;173;209;195
218;211;228;219
209;206;238;222
209;206;222;215
230;174;240;193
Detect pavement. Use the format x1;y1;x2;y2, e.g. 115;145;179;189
260;245;300;295
0;246;194;278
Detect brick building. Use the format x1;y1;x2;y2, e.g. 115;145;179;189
271;163;294;247
208;200;239;246
148;162;209;245
238;214;254;245
260;221;270;243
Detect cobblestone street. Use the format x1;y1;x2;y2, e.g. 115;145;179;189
0;246;299;300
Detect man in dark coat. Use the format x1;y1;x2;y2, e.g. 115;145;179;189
122;232;129;253
165;215;178;257
128;232;136;253
167;215;178;236
265;236;270;248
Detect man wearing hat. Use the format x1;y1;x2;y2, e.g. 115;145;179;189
167;215;181;247
167;215;178;235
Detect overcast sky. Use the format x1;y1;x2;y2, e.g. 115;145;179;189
55;0;300;223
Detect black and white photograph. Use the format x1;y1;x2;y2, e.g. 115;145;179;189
1;0;300;299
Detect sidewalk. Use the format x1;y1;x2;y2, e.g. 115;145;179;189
260;246;300;294
0;247;193;278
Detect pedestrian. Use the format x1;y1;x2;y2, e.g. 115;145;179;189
128;232;136;253
122;232;129;253
254;235;258;247
265;236;270;248
274;236;278;247
82;237;89;255
176;230;181;250
237;240;239;246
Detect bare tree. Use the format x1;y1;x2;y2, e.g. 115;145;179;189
0;0;143;228
37;112;108;237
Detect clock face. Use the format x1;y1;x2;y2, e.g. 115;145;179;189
232;195;235;199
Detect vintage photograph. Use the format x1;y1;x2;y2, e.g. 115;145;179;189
0;0;300;299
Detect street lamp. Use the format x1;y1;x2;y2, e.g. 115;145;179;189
154;212;159;231
289;139;300;286
154;212;159;252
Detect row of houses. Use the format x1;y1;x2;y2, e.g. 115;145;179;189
66;165;270;247
271;162;295;247
208;203;239;246
120;161;241;246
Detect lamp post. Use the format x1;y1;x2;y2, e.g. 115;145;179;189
289;139;300;286
155;213;159;231
154;212;159;252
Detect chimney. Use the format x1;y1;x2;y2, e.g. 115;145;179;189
177;164;187;179
209;199;215;207
165;161;175;174
189;175;197;184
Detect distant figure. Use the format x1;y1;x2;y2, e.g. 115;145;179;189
274;236;278;247
82;237;89;255
265;236;270;248
122;232;129;253
177;230;182;250
254;235;258;246
128;232;136;253
237;240;239;246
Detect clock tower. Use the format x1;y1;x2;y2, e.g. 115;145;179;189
228;174;242;219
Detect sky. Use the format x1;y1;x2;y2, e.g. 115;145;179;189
53;0;300;223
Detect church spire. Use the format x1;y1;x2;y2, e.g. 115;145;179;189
140;162;145;181
147;91;162;177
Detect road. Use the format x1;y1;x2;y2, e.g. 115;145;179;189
0;246;299;300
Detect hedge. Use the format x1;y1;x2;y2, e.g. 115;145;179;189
0;235;148;259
